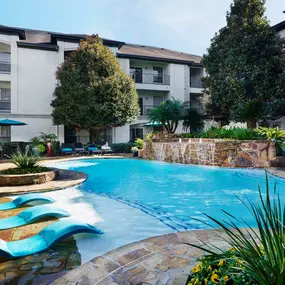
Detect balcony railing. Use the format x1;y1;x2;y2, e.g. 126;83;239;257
131;72;170;85
190;77;203;88
139;105;156;117
0;53;11;74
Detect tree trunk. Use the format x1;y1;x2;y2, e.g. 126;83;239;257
89;128;103;143
247;119;257;129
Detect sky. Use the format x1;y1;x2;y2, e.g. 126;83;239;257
1;0;284;56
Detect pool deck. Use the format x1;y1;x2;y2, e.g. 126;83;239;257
52;230;230;285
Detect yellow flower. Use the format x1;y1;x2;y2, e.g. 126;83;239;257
192;263;202;273
224;275;229;281
207;265;212;271
194;279;199;285
218;259;225;266
211;273;220;284
204;278;208;285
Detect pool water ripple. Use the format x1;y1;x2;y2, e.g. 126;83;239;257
53;158;285;231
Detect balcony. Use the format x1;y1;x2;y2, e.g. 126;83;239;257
0;53;11;74
131;72;170;85
190;77;203;88
139;105;155;117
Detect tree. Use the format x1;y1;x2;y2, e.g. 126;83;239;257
203;0;285;128
148;98;184;133
182;108;204;132
51;35;140;141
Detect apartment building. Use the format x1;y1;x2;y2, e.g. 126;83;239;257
0;25;204;144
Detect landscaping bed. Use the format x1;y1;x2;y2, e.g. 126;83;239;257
0;168;59;186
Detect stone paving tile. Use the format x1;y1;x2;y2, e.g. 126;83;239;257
55;230;233;285
116;248;151;266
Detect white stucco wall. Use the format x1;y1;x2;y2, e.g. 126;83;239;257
168;64;186;102
7;117;64;142
17;48;57;115
113;124;130;143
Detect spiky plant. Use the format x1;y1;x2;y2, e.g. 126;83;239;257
9;150;40;169
188;175;285;285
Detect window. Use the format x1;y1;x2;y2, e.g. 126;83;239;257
130;67;143;83
153;96;164;107
131;128;143;141
153;67;163;83
190;68;203;88
0;88;11;113
272;122;281;128
0;126;11;142
0;52;11;74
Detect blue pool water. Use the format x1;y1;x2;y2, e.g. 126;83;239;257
53;158;285;232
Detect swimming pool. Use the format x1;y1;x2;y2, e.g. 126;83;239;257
50;158;285;262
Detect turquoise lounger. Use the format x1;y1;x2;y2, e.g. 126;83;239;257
0;218;103;258
0;205;70;230
0;194;55;211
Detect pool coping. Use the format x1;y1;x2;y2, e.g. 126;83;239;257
52;230;231;285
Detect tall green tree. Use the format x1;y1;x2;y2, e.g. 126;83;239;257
203;0;285;128
51;35;139;141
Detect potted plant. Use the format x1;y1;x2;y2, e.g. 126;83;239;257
131;146;139;157
38;133;58;157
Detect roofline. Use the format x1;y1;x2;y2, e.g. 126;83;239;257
117;53;203;66
0;26;26;39
272;20;285;32
17;42;59;52
50;33;125;47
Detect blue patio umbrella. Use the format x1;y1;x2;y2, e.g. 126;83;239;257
0;119;26;126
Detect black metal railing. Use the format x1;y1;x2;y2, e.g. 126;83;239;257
131;72;170;85
138;105;156;117
190;77;203;88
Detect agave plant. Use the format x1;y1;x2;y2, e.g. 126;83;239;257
188;175;285;285
9;150;40;169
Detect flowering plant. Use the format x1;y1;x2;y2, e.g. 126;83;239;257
189;248;258;285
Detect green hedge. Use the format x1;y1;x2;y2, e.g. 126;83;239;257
111;143;135;153
182;128;263;140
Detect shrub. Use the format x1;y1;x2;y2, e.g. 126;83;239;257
135;138;144;149
189;248;257;285
182;128;262;140
9;150;40;169
188;175;285;285
111;143;134;153
37;143;46;154
255;127;285;143
2;166;49;175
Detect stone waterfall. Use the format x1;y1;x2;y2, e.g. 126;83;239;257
144;138;276;168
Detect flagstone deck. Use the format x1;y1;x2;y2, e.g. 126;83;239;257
52;230;230;285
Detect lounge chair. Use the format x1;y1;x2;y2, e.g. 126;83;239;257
74;143;89;155
61;143;74;156
0;205;70;230
0;194;55;211
101;142;114;155
0;218;103;258
87;145;102;155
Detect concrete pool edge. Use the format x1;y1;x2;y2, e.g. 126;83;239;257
52;230;230;285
